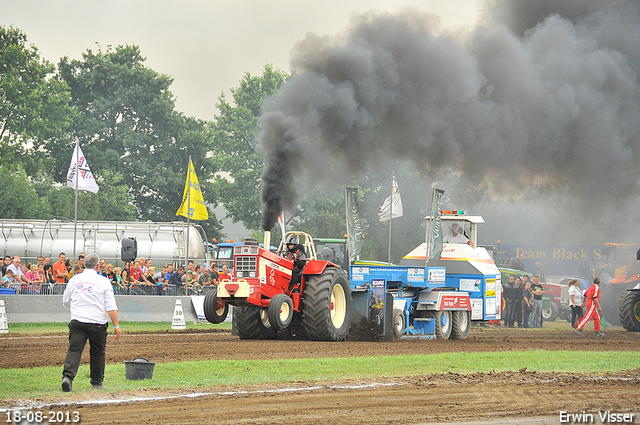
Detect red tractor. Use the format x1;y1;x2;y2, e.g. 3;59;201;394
203;231;352;341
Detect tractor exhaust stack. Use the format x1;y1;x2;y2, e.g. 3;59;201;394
263;230;271;251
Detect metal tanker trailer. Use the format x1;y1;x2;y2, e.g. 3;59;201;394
0;219;209;266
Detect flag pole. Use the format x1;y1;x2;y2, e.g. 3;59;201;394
73;139;79;266
186;156;191;271
388;170;393;265
425;188;436;268
344;187;351;262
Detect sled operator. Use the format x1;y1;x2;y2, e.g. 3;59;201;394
443;223;473;246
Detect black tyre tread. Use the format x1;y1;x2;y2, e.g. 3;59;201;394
601;283;627;326
302;267;352;341
234;305;278;340
434;310;452;340
618;290;640;332
542;302;559;322
392;309;405;339
451;310;470;340
203;288;228;324
268;294;293;330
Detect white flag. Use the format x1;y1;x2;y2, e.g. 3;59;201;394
67;144;99;193
378;175;403;222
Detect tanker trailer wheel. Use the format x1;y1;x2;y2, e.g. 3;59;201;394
203;287;228;324
451;310;470;339
268;294;294;330
234;304;278;340
302;267;352;341
393;309;406;339
618;290;640;332
434;310;452;340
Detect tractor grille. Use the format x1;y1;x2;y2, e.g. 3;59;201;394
235;256;257;278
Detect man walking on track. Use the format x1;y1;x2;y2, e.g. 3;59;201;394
61;253;121;391
575;277;604;337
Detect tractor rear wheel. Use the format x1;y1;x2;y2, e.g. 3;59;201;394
203;288;228;324
268;294;294;330
618;290;640;332
451;310;470;339
434;310;452;340
302;267;352;341
392;309;405;339
234;304;278;340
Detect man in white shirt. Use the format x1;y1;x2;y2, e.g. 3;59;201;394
7;256;31;285
61;253;121;392
443;223;472;246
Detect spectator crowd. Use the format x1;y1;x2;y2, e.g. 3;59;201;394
501;274;546;328
1;253;230;296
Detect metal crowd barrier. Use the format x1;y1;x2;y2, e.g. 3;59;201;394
2;282;214;296
5;283;67;295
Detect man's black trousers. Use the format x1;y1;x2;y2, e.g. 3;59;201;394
63;319;108;386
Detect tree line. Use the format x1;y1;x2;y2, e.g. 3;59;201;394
1;25;431;262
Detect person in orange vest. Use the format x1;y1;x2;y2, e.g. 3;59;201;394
575;278;604;337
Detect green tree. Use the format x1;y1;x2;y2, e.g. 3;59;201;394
31;170;137;222
0;166;52;219
211;65;289;231
55;44;222;238
0;25;75;175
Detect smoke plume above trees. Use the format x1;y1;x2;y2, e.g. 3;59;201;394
260;0;640;243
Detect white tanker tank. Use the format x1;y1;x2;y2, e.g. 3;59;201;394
0;219;209;266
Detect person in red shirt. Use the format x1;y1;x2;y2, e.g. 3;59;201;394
218;265;232;282
575;278;604;337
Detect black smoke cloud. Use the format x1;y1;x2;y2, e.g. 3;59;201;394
260;1;640;237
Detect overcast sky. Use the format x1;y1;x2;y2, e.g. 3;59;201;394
2;0;480;121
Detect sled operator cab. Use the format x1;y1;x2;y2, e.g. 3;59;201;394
350;212;502;340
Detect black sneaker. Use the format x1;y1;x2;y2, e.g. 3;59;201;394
575;329;584;336
62;376;72;392
595;331;605;337
92;384;105;390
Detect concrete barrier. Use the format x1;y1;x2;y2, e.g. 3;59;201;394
0;295;198;323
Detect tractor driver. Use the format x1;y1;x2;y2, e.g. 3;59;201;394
285;236;306;292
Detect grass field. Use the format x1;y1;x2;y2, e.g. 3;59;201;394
2;322;638;399
1;350;638;398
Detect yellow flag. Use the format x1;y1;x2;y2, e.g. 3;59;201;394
176;160;209;220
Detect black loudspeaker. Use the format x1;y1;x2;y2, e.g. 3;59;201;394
121;238;137;262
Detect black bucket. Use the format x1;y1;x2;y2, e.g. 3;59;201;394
124;357;156;380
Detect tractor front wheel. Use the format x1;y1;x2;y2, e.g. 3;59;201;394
268;294;294;330
203;288;228;324
302;267;352;341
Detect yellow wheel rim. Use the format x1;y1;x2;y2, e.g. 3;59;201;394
330;283;346;328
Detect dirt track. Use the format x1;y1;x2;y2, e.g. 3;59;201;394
2;325;640;424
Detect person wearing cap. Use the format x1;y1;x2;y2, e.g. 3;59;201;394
443;223;472;246
284;236;306;291
575;278;605;337
61;253;121;392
